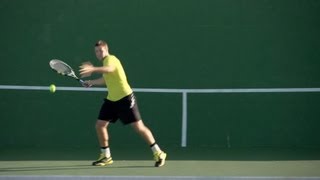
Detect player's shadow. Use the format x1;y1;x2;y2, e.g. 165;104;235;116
0;164;153;173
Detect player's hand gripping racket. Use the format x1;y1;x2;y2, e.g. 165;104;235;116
49;59;90;87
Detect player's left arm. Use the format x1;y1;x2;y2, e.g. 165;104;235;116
79;62;115;77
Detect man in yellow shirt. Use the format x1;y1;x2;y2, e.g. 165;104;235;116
79;40;166;167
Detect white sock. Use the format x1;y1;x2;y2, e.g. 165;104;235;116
101;147;111;158
150;143;161;154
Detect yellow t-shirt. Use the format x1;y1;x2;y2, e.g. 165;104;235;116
102;55;133;101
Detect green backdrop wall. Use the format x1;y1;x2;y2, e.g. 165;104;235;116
1;0;320;150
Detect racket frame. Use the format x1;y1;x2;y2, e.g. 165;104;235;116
49;59;85;85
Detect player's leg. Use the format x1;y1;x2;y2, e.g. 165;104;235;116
130;120;167;167
96;119;110;147
130;120;155;145
92;119;114;166
120;93;167;167
92;98;116;166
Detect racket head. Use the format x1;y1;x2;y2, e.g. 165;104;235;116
49;59;78;79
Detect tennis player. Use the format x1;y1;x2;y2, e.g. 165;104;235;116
79;40;167;167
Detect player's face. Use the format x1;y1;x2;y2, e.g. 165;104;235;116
95;46;108;61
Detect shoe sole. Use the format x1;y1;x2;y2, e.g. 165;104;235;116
92;160;114;166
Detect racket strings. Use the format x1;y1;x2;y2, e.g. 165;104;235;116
50;61;73;75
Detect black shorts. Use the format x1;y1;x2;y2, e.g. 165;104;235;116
98;93;141;125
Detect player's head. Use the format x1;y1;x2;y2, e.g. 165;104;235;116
95;40;109;60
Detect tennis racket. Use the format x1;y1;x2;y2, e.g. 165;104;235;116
49;59;89;87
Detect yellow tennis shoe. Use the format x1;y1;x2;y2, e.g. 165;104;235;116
92;153;113;166
153;151;167;167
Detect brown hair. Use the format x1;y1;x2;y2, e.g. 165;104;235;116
95;40;108;49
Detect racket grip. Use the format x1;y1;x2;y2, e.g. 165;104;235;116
79;79;91;88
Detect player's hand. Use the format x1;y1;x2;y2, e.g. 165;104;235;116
81;80;92;88
79;62;94;78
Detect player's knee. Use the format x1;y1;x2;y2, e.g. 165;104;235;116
96;120;108;129
132;122;148;133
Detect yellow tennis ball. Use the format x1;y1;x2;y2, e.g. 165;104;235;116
49;84;56;93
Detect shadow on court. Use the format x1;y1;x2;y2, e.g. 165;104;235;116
0;164;154;173
0;165;91;173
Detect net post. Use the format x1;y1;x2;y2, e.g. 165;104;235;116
181;91;188;147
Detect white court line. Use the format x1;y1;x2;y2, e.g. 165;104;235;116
0;175;319;180
1;85;320;148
